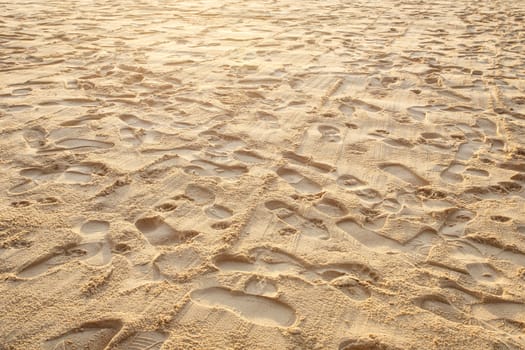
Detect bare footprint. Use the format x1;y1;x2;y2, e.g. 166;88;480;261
154;247;202;278
379;163;429;186
336;218;401;253
314;197;348;217
413;295;465;323
244;276;278;297
276;167;322;193
205;204;233;219
185;184;215;205
190;287;296;327
135;216;199;246
18;242;112;278
336;174;366;190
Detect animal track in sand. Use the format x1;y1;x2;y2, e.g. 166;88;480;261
42;319;122;350
18;242;112;278
135;216;199;246
113;331;167;350
379;163;429;186
265;200;330;240
190;287;296;327
276;167;322;194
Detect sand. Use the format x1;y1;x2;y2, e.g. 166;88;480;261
1;0;525;349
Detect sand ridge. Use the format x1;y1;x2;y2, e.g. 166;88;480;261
1;0;525;349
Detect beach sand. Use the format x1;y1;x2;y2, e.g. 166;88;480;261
1;0;525;349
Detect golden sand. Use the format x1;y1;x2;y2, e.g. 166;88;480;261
1;0;525;349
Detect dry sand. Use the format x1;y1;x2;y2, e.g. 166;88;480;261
1;0;525;349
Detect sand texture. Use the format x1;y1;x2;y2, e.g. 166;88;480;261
1;0;525;349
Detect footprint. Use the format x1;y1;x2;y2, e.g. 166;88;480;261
339;338;400;350
120;127;142;146
18;242;112;278
336;174;366;190
439;208;476;237
316;263;379;301
23;126;47;149
472;302;525;323
205;204;233;219
185;184;215;205
407;106;427;121
154;247;202;278
245;276;278;297
475;118;497;137
80;220;110;235
490;215;511;223
233;149;264;163
265;200;329;239
379;163;429;186
135;216;199;246
318;125;341;142
466;262;503;284
276;167;322;193
336;218;401;252
43;320;122;350
314;197;348;217
190;287;296;327
185;159;247;178
440;162;465;183
465;168;489;177
413;295;465;323
456;140;482;161
114;331;167;350
380;198;401;213
53;138;114;151
113;331;167;350
119;114;153;128
214;248;304;277
353;188;383;203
